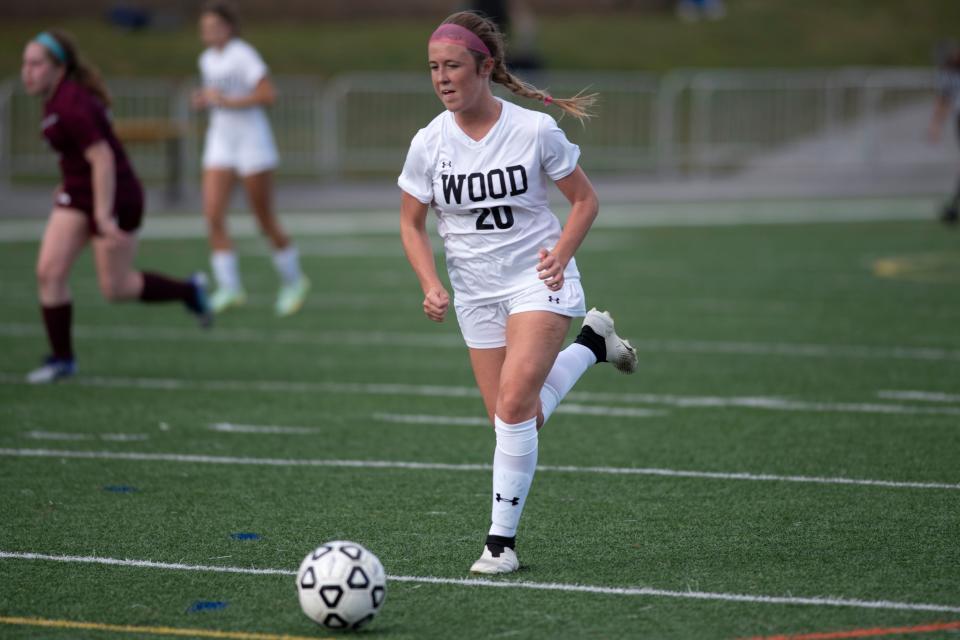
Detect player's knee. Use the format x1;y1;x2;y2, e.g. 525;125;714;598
98;277;124;302
36;260;68;290
496;386;539;424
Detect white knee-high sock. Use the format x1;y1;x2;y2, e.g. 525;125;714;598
211;251;242;292
488;415;538;538
272;245;303;286
539;343;596;425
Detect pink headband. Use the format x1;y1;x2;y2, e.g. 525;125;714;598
429;23;491;57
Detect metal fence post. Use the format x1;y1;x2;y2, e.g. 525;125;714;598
0;79;13;188
320;78;341;180
656;71;681;179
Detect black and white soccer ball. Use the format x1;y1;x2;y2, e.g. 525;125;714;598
296;540;387;630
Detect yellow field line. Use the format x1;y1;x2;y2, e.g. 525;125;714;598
0;616;328;640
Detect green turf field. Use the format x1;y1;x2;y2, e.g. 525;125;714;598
1;207;959;639
1;0;959;77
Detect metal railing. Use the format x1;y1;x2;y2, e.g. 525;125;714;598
0;68;942;191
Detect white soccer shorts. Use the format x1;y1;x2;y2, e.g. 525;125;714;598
454;279;587;349
202;119;279;176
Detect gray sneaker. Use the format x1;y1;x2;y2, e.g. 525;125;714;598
581;308;638;374
26;356;76;384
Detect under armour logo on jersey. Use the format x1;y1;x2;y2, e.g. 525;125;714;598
495;493;520;506
548;296;560;303
440;160;453;170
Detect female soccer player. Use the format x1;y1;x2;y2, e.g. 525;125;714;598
193;1;309;316
398;11;638;574
21;30;210;384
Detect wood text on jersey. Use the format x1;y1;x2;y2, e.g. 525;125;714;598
441;165;528;205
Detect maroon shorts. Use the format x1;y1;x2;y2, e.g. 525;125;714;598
54;184;144;235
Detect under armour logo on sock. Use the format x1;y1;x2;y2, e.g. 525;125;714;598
495;493;520;506
548;296;560;303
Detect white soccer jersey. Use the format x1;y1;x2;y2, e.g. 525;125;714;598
399;98;582;305
199;38;272;131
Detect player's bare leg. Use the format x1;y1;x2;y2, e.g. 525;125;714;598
28;208;89;383
91;227;209;326
204;168;245;312
470;311;569;574
243;169;309;316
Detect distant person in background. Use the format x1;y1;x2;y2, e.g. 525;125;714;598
20;30;210;384
676;0;726;22
463;0;542;71
193;1;310;316
927;43;960;225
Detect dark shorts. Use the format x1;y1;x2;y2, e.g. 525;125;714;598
54;183;144;235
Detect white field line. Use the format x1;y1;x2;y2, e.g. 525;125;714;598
878;390;960;404
1;550;958;614
1;448;958;491
208;423;319;435
373;406;664;425
23;431;149;442
557;403;665;418
0;323;462;349
2;372;959;418
632;338;960;363
373;413;491;427
0;200;936;243
3;322;960;362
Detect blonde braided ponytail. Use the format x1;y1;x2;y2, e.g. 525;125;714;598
442;11;597;122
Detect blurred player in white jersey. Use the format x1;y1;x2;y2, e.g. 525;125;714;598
193;1;309;316
398;11;638;574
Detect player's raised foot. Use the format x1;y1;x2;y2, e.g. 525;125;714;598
26;356;76;384
469;535;519;575
575;308;638;374
186;272;213;328
275;276;310;317
210;287;246;314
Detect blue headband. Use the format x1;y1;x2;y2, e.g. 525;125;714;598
35;32;67;64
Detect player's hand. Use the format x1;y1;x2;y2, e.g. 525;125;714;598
423;286;449;323
193;87;225;109
536;248;565;291
96;217;124;243
190;89;208;110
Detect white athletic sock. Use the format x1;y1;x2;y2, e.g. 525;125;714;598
539;343;596;425
272;245;302;286
488;415;538;538
211;251;242;292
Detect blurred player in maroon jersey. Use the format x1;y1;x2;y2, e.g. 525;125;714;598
21;30;212;384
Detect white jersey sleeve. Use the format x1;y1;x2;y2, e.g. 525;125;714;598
398;128;434;204
199;39;268;97
538;114;580;181
235;41;269;87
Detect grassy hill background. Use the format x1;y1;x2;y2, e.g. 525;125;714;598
0;0;956;79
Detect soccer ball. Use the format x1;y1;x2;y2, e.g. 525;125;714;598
296;540;387;630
